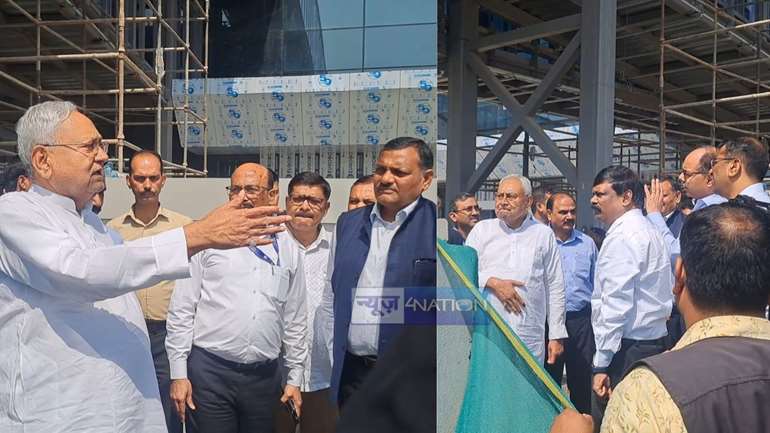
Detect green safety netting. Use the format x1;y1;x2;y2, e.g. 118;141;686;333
437;240;571;433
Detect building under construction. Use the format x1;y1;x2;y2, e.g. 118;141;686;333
0;0;209;176
439;0;770;223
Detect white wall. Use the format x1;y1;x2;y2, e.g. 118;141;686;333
101;175;437;223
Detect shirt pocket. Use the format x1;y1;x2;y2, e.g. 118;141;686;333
264;266;291;305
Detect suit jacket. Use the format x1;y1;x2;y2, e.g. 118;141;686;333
666;209;685;239
330;196;437;400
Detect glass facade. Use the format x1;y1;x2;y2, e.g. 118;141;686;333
209;0;437;77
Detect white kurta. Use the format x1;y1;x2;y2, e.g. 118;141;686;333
0;186;191;433
466;215;567;362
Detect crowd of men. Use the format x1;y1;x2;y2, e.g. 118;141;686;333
0;101;436;433
447;136;770;432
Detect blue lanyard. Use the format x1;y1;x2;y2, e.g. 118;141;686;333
249;237;280;267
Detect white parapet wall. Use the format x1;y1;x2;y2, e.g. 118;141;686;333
101;175;437;223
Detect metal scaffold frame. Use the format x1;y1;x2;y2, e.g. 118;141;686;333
0;0;209;177
659;0;770;172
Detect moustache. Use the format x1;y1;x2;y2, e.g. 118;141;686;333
591;205;601;214
294;212;314;218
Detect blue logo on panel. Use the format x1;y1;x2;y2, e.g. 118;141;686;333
273;112;286;122
418;80;433;91
319;75;332;86
226;86;239;97
228;108;241;119
319;98;332;109
231;129;243;139
275;132;288;142
417;103;431;114
271;91;284;101
368;71;382;79
366;114;380;124
367;135;379;145
415;125;429;136
367;92;381;103
189;127;201;136
319;119;332;129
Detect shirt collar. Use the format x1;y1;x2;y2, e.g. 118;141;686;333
125;204;168;227
287;225;332;252
555;228;579;245
739;183;767;199
607;208;642;235
674;315;770;351
29;184;79;216
497;213;536;234
370;196;420;225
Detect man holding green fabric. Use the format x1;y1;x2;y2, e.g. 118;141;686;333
465;174;567;364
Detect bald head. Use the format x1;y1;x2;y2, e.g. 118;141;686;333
679;146;717;200
229;163;272;208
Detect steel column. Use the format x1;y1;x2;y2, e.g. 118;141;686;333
577;0;616;227
445;0;478;215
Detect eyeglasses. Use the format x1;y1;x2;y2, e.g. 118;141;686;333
288;195;326;208
43;138;108;158
454;205;481;214
495;192;524;202
226;185;270;197
710;157;736;169
679;169;705;182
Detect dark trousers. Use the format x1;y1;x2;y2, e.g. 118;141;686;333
591;337;666;432
187;346;281;433
664;304;686;350
274;388;338;433
146;319;181;433
338;351;377;409
544;307;595;414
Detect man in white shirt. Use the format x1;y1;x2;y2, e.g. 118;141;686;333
590;165;673;426
710;136;770;204
166;163;307;433
0;101;290;433
465;174;567;364
275;171;336;433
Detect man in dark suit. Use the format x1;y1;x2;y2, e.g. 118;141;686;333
660;175;685;238
330;136;437;410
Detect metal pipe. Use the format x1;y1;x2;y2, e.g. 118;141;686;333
203;0;209;175
4;0;117;75
45;88;157;95
664;91;770;109
664;43;770;91
183;0;191;176
663;17;770;45
156;0;164;156
0;52;120;63
658;0;666;173
117;0;126;173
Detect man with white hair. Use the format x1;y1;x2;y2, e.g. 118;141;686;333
465;174;567;363
0;101;291;433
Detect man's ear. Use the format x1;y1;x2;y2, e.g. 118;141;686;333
622;189;634;207
30;146;52;180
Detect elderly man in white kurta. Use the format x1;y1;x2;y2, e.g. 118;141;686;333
0;101;290;433
466;175;567;363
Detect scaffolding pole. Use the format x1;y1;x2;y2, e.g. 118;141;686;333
0;0;210;177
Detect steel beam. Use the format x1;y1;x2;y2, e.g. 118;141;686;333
577;0;616;227
466;36;579;190
445;0;478;215
472;14;581;52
